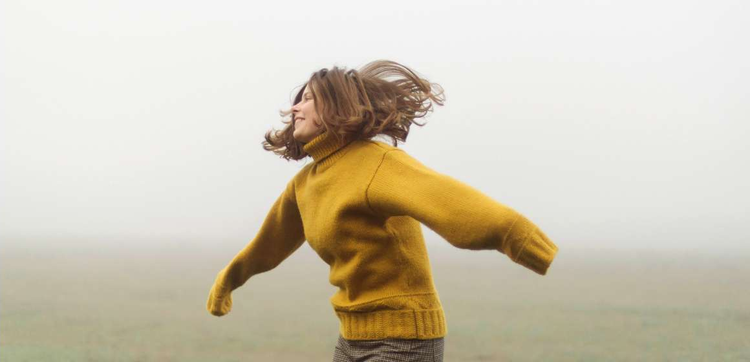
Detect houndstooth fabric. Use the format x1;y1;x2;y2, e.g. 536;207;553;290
332;334;444;362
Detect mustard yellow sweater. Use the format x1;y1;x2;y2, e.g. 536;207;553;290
207;130;559;340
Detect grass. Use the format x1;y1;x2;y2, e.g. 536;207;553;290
2;239;748;361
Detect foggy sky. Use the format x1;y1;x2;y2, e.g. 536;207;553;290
1;1;748;252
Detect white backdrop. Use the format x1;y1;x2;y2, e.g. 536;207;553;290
2;1;748;253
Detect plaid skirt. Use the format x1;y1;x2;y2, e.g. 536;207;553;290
332;334;445;362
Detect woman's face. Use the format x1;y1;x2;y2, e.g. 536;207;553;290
292;87;325;143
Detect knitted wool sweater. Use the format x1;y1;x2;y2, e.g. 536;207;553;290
207;130;559;340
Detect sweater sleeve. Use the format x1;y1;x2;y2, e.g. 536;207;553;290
207;177;306;316
365;149;558;275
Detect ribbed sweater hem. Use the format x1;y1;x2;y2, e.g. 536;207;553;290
335;308;447;340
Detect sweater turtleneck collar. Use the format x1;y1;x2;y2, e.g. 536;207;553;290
302;130;354;168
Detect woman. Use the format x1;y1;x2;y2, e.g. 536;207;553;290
206;60;559;361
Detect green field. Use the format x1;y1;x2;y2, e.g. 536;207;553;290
2;239;748;361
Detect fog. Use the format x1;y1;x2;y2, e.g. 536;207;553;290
2;1;748;254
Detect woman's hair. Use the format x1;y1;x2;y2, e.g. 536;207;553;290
262;59;446;161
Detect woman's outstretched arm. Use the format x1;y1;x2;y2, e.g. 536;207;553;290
207;177;306;316
365;149;558;275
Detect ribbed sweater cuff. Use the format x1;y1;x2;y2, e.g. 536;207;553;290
500;216;559;275
515;232;558;275
335;308;447;340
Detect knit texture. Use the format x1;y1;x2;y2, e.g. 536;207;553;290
207;130;559;340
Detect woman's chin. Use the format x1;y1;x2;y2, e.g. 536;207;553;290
293;133;308;143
